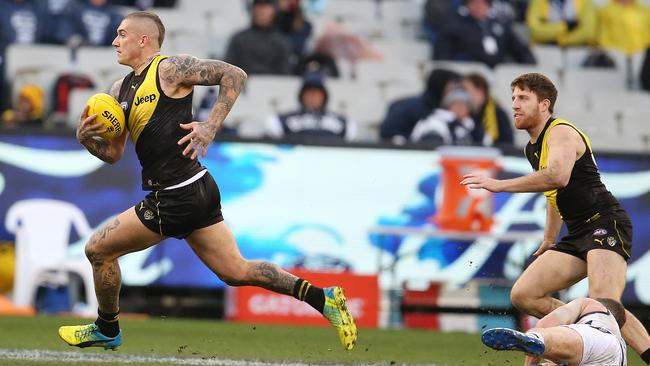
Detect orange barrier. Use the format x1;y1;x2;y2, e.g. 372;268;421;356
0;295;35;316
434;147;501;232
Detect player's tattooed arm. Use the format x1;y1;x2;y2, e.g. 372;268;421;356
81;136;117;164
108;79;123;99
161;55;246;133
76;79;128;164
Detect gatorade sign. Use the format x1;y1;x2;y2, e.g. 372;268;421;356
226;270;379;328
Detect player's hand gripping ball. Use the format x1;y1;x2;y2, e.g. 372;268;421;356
86;93;125;139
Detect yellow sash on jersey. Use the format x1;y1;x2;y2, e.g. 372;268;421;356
127;55;166;144
539;118;594;215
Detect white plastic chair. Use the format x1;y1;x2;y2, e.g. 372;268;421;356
5;199;97;312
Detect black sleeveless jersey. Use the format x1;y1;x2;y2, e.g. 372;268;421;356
118;55;203;190
525;118;621;232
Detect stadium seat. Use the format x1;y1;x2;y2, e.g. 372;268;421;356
323;0;378;23
563;68;627;91
163;34;225;60
75;47;131;91
531;45;564;72
588;90;650;117
553;87;589;116
245;75;303;112
155;8;210;37
5;44;71;81
229;94;272;138
6;45;71;108
564;46;590;69
328;79;385;129
370;39;431;65
350;60;421;86
5;199;98;315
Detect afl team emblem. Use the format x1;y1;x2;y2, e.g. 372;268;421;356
120;101;128;110
607;236;617;246
144;210;154;221
593;228;608;236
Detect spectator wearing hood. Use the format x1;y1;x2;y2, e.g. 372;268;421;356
380;68;461;143
68;0;123;47
434;0;536;68
462;72;513;145
225;0;293;75
265;73;357;141
410;87;491;146
0;0;46;110
1;84;45;129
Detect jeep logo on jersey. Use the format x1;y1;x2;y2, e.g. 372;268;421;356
134;93;157;106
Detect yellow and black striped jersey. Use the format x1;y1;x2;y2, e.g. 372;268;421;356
525;118;621;231
118;55;204;191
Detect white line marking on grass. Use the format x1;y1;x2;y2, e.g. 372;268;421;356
0;349;322;365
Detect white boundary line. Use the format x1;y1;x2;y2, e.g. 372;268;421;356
0;349;440;366
0;349;320;365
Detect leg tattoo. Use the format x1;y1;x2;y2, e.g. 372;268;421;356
227;261;298;295
86;218;122;313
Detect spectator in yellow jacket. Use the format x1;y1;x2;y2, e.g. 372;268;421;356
597;0;650;55
526;0;597;46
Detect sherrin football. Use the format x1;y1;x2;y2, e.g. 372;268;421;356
86;93;125;139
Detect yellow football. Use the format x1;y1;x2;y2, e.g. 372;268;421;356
86;93;125;139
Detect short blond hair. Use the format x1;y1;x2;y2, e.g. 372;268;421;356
124;11;165;47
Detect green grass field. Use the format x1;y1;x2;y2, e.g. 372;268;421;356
0;315;644;366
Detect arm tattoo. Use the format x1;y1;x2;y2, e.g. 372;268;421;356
108;79;123;99
83;137;116;164
162;55;247;132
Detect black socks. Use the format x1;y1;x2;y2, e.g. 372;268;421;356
292;278;325;313
641;348;650;364
95;309;120;338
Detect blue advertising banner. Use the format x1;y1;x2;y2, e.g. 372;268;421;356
1;134;649;305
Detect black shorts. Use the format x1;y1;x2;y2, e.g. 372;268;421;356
552;210;632;261
135;171;224;239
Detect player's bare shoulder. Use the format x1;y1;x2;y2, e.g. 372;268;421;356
159;54;247;87
109;79;124;99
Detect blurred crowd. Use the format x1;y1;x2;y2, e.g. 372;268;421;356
1;0;650;149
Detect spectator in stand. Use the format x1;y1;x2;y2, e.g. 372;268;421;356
294;52;340;78
225;0;293;75
463;72;513;145
264;72;357;141
410;87;491;146
642;47;650;91
422;0;458;47
597;0;650;55
1;84;45;129
277;0;313;69
36;0;79;45
434;0;536;68
0;0;45;110
68;0;123;47
380;68;461;143
526;0;597;47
